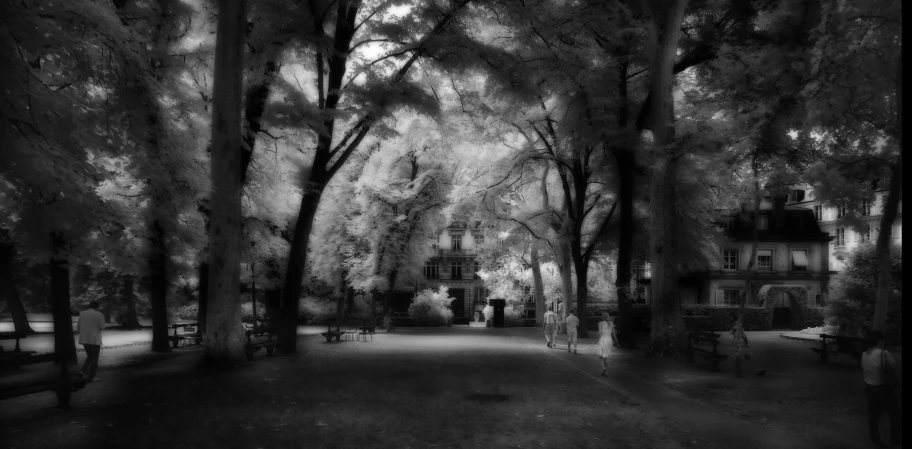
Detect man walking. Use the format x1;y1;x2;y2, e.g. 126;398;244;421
77;301;106;382
543;308;558;348
565;310;579;354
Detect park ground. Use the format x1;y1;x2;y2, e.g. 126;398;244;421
0;324;903;449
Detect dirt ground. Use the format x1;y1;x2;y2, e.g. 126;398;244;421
0;327;902;449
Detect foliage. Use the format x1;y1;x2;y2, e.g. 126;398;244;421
407;287;455;326
240;301;268;324
298;296;337;325
826;244;902;339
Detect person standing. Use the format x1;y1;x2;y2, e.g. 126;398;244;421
565;311;579;354
595;312;617;377
542;308;558;348
77;301;106;382
860;330;900;447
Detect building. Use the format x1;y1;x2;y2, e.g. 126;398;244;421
388;221;488;318
639;196;833;320
784;185;902;271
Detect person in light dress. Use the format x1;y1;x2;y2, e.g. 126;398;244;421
595;312;617;377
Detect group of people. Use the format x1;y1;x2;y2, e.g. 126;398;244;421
542;309;618;377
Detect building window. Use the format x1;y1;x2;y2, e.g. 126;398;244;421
718;289;740;306
451;234;462;250
813;205;822;221
789;190;805;203
837;205;846;218
861;200;873;216
791;250;808;272
423;262;439;279
835;227;845;246
473;261;481;279
720;218;733;230
757;215;769;230
474;234;484;246
757;249;772;271
860;228;871;243
722;249;739;270
451;262;462;279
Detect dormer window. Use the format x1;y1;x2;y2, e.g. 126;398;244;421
757;215;769;230
474;234;484;246
451;234;462;250
861;200;873;216
813;205;822;221
837;205;846;218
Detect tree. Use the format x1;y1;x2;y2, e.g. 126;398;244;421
802;0;901;332
639;0;689;356
202;0;247;366
275;0;473;352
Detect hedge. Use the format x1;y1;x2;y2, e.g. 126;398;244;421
682;305;772;331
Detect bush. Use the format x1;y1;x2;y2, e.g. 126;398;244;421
504;304;523;321
298;296;337;324
174;303;198;321
407;287;454;326
682;306;772;331
240;301;268;323
825;243;902;341
586;301;617;316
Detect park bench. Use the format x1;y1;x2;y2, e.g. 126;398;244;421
811;334;863;366
0;331;30;354
244;322;277;362
686;326;729;371
0;353;88;408
169;323;202;348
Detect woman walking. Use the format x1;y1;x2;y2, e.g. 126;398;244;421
596;312;617;377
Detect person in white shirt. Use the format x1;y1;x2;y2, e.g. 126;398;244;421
860;330;900;447
542;309;558;348
565;311;579;354
76;301;106;382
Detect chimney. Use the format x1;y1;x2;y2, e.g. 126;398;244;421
773;196;787;229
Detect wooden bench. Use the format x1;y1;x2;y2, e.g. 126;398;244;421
358;325;375;342
0;331;29;354
169;323;202;348
0;353;88;408
811;334;863;365
244;324;277;362
686;326;729;371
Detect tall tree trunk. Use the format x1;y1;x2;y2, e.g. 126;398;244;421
264;287;281;322
336;272;347;331
279;191;323;352
49;235;77;365
0;238;35;334
572;253;590;339
612;148;635;348
121;275;141;329
873;50;902;332
383;268;399;317
149;221;171;352
641;0;690;357
202;0;247;366
198;261;209;333
557;240;574;334
738;154;761;318
531;243;546;325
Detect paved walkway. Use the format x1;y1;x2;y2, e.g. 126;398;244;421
1;325;900;448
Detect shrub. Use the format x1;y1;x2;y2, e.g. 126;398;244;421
407;287;454;326
682;306;772;331
240;301;268;323
174;303;198;321
298;296;337;324
586;302;617;317
825;243;902;341
482;305;493;321
504;305;523;321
